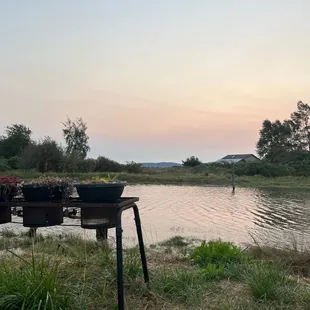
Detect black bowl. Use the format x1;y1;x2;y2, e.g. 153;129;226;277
75;183;125;203
21;185;65;202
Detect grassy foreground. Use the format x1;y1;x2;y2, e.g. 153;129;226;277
0;231;310;309
3;169;310;188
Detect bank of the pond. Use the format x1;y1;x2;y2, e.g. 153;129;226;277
0;231;310;309
3;170;310;188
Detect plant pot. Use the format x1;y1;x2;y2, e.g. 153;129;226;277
0;185;17;202
81;207;117;229
21;185;65;202
23;207;63;227
0;207;12;224
75;183;125;203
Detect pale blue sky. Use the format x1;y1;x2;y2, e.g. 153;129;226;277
0;1;309;163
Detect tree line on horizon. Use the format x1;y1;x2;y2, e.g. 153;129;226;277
0;117;142;173
1;101;310;177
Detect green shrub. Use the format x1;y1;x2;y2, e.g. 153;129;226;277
95;156;123;172
203;263;225;280
190;240;245;268
234;161;293;177
7;156;20;170
77;158;96;172
0;157;10;172
125;161;143;173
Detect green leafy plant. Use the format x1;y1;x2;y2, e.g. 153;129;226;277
24;176;74;199
203;263;225;280
82;174;126;185
190;240;246;268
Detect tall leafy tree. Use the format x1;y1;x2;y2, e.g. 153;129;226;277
62;117;90;159
256;119;294;161
20;137;64;172
0;124;32;158
290;100;310;151
256;101;310;161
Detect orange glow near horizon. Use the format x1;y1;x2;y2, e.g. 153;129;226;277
0;1;309;162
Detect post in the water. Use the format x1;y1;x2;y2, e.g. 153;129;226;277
232;161;236;193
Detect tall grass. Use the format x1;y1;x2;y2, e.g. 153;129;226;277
0;250;71;309
245;262;296;303
1;234;310;309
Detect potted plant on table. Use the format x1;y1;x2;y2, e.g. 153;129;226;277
21;176;74;202
75;175;127;229
0;176;20;224
21;176;74;227
0;176;20;202
75;175;126;203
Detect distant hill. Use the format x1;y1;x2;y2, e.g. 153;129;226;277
141;162;182;168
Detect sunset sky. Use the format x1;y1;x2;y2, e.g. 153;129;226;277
0;1;309;163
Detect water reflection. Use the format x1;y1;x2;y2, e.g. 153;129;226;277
1;185;310;248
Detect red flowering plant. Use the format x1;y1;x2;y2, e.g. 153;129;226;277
0;176;21;202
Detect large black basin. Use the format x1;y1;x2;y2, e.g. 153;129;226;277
75;183;125;203
21;185;65;202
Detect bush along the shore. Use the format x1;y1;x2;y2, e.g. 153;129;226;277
0;235;309;309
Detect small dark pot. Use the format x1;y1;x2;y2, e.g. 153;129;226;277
0;185;17;202
75;183;125;203
81;207;118;229
23;207;63;227
21;185;65;202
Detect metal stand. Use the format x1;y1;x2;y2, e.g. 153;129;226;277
116;203;149;309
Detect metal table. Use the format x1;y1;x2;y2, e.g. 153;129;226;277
0;197;149;310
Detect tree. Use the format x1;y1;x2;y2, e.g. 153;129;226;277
256;119;294;160
290;100;310;151
62;117;90;159
0;124;32;158
256;101;310;161
37;137;64;172
182;156;202;167
19;143;40;170
20;137;64;172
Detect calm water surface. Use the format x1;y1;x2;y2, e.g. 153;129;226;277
2;185;310;247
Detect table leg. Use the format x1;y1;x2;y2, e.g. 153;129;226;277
29;228;37;238
96;228;108;242
132;204;149;286
116;208;124;310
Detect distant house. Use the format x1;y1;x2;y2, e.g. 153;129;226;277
216;154;260;164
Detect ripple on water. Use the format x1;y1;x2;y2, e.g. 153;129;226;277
2;185;310;247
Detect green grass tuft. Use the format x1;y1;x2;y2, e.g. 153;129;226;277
245;262;297;303
0;252;72;309
190;240;246;268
